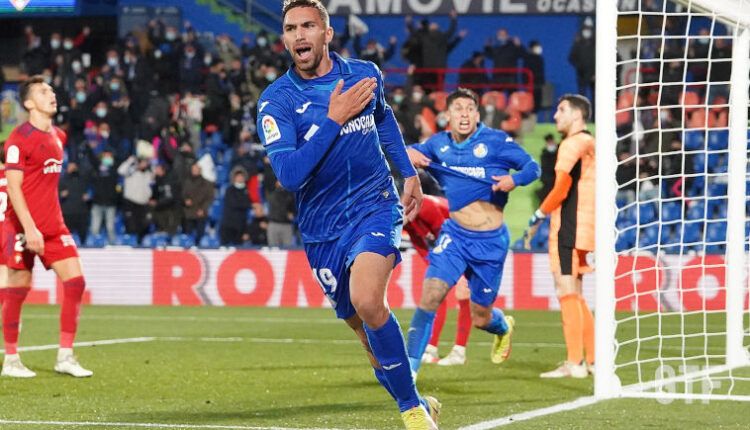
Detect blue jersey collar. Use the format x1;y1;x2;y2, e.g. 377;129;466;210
286;52;353;90
450;123;486;147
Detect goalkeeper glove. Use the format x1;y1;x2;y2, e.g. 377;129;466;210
528;209;546;227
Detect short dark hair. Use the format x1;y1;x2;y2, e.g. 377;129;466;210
0;140;5;164
447;88;479;109
19;75;46;111
282;0;329;27
559;93;591;121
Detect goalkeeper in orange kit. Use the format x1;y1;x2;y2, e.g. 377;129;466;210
526;94;595;378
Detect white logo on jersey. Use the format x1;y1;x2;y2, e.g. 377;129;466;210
473;143;488;158
449;165;486;178
482;288;493;293
439;145;449;153
61;235;76;247
506;136;514;142
370;232;385;237
261;115;281;145
6;145;19;164
258;101;270;112
382;363;402;370
296;102;312;114
43;158;63;174
340;114;375;136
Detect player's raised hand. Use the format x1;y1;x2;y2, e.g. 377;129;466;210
327;78;377;126
401;175;423;223
407;148;431;168
491;174;516;192
24;226;44;256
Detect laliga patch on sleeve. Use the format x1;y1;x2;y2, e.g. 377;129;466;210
262;115;281;145
6;145;19;164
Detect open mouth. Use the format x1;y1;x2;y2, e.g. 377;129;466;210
295;46;313;61
459;119;470;128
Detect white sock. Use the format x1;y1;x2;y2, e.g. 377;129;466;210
3;353;19;362
57;348;73;361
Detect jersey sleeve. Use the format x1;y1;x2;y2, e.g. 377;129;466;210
410;136;437;161
4;132;28;172
257;89;343;192
496;133;540;186
372;63;417;178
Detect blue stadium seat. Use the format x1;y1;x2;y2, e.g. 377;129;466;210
707;153;726;173
638;203;657;224
706;221;727;242
638;225;659;247
71;233;82;247
705;244;725;254
692;153;706;172
171;234;196;248
686;200;706;220
707;129;729;151
708;182;727;197
114;233;138;247
683;130;705;150
199;235;220;248
84;233;107;248
616;228;637;251
661;202;682;222
115;215;126;235
142;233;170;248
682;221;703;244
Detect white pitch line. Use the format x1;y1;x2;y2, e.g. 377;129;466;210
1;337;156;354
457;396;600;430
0;419;366;430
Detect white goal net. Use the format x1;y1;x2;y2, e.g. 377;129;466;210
595;0;750;401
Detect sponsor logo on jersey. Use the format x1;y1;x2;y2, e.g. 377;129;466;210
449;165;486;179
340;114;375;136
61;235;76;247
262;115;281;145
296;101;312;114
6;145;19;164
43;158;63;174
473;143;488;158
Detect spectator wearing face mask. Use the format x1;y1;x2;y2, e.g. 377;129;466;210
182;162;215;244
523;41;546;113
484;28;523;90
179;43;204;94
150;164;182;236
88;148;120;244
220;167;252;246
569;21;596;104
480;92;509;129
59;162;91;245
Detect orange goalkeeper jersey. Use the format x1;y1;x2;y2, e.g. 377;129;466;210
541;130;596;251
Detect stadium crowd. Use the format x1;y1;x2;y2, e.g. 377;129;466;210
7;14;592;248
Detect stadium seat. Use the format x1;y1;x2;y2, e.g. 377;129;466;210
199;235;220;248
141;233;169;248
707;129;729;151
114;234;138;247
616;227;637;251
683;130;705;150
661;201;682;222
708;182;727;197
638;225;659;247
428;91;449;112
84;233;107;248
638;203;657;224
507;91;534;114
706;221;727;242
682;221;704;244
171;234;196;248
686;200;706;220
480;91;507;110
501;111;522;134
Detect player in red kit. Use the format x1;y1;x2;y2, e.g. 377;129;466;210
404;194;473;366
0;145;7;311
0;76;92;378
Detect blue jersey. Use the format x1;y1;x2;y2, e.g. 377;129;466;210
257;53;416;243
412;125;540;211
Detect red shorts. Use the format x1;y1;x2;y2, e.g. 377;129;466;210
2;223;79;271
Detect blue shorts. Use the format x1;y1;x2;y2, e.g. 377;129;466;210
303;202;404;319
425;219;510;307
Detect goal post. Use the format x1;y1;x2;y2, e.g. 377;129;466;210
595;0;750;401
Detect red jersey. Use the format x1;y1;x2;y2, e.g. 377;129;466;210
0;169;6;223
4;122;67;236
404;195;450;259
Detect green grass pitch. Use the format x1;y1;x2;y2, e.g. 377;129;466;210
0;305;746;429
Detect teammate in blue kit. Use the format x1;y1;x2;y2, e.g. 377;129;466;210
257;1;439;428
405;88;540;376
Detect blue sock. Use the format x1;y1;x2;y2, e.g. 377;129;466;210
482;308;508;335
373;367;396;401
406;308;436;373
365;312;421;413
